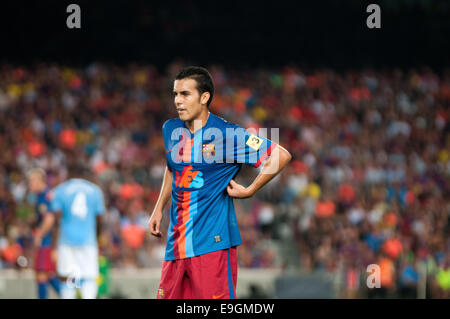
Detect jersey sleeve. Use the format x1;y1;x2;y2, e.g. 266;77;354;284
49;187;63;212
225;124;277;168
162;120;173;172
41;190;54;214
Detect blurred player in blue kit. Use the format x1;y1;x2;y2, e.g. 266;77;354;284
27;168;60;299
49;165;105;299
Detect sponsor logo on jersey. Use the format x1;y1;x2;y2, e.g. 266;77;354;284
175;165;204;189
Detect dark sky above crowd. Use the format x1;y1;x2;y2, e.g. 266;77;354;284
0;0;449;69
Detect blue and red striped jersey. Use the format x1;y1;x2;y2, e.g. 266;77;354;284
35;188;53;247
162;112;276;260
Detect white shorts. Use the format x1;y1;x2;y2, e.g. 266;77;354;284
57;245;99;279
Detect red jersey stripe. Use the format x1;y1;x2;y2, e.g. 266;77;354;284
253;142;277;168
172;191;185;259
173;191;190;259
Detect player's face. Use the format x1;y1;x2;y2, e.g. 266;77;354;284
173;79;204;122
28;173;44;193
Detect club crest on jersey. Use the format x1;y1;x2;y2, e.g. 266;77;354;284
175;165;204;189
202;144;215;158
246;134;263;151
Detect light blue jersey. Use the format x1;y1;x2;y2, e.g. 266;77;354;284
50;179;105;247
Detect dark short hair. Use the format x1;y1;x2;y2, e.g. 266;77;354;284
175;66;214;107
67;162;91;180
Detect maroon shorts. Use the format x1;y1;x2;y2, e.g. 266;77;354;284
34;246;56;272
157;247;237;299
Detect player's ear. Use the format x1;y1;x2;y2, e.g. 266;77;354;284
200;92;210;106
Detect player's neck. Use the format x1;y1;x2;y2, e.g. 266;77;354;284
37;183;47;193
185;109;210;133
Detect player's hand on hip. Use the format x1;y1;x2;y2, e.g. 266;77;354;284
50;249;58;264
148;211;163;237
33;235;42;247
227;179;253;199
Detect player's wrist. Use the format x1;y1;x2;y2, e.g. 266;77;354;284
152;208;163;215
150;209;163;220
246;184;257;197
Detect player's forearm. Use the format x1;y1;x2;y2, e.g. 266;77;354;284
248;144;291;195
51;213;60;249
96;215;103;241
37;214;55;238
153;166;173;214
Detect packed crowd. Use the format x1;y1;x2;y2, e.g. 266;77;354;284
0;62;448;298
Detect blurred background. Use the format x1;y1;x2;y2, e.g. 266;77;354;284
0;0;449;298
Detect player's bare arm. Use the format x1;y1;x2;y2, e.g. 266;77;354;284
34;213;56;247
97;214;104;247
227;144;291;199
50;211;61;266
149;166;173;237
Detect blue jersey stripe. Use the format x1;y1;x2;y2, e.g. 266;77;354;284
227;249;235;299
165;202;177;260
184;190;197;257
192;132;203;163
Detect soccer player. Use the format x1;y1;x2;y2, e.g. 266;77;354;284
149;66;291;299
27;168;60;299
49;166;105;299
